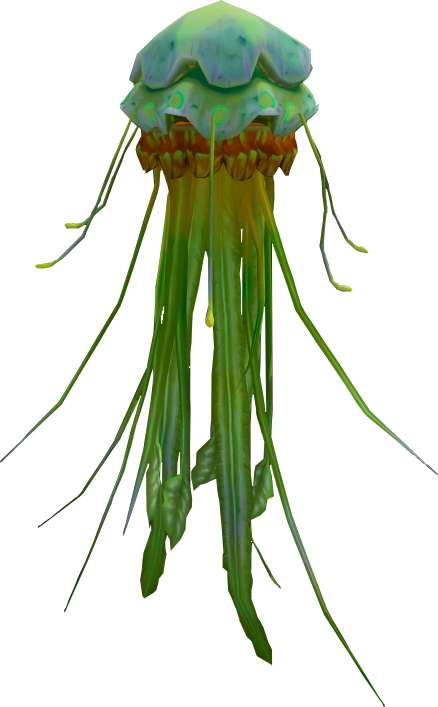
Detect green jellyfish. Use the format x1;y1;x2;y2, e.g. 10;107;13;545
0;79;57;276
1;3;434;704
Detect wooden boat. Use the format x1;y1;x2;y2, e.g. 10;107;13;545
159;0;438;97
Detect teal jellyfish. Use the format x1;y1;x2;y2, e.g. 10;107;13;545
1;3;435;705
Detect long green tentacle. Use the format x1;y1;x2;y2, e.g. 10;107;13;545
253;170;435;474
124;171;194;531
39;191;167;528
242;174;279;532
248;178;274;519
212;166;272;663
205;114;215;327
0;167;161;465
64;281;165;608
35;114;138;270
241;199;273;519
241;200;383;701
143;176;207;598
234;179;265;392
64;128;140;230
161;229;192;548
142;177;205;593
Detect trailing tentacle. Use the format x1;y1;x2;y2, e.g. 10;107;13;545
124;170;195;531
211;165;271;663
253;170;435;474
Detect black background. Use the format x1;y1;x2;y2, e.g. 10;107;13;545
0;109;438;706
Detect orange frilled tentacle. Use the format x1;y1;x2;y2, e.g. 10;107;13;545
276;132;298;176
136;123;298;180
136;128;161;172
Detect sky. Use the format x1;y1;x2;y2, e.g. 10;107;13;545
0;0;438;101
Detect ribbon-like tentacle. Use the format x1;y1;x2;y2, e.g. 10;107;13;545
1;167;161;465
124;170;195;531
253;170;435;474
250;319;385;703
212;166;272;663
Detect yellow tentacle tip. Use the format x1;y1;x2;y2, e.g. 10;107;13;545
65;223;79;229
333;281;352;292
205;311;214;328
357;246;368;253
35;260;59;270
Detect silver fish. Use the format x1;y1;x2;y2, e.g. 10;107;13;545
300;86;403;144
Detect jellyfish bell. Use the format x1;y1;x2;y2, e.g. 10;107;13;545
122;65;317;140
128;0;312;90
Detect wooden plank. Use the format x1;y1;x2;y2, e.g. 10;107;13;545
166;0;438;29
